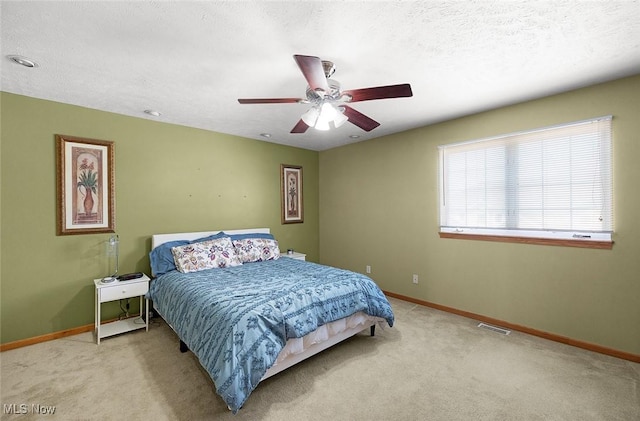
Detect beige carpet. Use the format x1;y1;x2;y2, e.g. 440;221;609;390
1;297;638;420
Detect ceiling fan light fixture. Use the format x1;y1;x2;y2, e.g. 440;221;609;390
302;102;348;130
333;110;348;128
301;106;320;127
314;118;331;131
320;102;338;120
319;103;348;129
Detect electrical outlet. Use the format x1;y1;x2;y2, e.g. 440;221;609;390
366;265;371;274
412;274;419;284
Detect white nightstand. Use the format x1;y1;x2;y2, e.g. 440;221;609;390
94;274;150;344
280;251;306;261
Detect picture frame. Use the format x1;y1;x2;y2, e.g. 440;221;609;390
56;134;115;235
281;164;303;224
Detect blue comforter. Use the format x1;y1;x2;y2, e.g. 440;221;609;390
147;257;394;413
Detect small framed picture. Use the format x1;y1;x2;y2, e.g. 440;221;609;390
56;134;115;235
281;164;303;224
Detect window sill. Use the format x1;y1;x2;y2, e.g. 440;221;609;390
439;232;613;250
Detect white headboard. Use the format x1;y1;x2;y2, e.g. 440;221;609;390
152;228;270;249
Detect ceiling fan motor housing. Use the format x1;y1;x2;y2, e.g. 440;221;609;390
306;79;342;103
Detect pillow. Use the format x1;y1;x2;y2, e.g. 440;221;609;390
232;238;281;263
149;232;229;276
171;236;241;273
150;240;189;276
228;232;275;241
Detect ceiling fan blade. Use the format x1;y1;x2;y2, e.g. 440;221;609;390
341;105;380;132
290;119;310;133
293;55;330;94
238;98;302;104
342;83;413;102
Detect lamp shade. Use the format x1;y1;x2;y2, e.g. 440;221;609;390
301;106;320;127
334;108;348;128
102;234;119;283
301;102;348;131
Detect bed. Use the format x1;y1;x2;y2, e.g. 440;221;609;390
146;228;394;413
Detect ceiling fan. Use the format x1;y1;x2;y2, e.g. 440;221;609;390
238;54;413;133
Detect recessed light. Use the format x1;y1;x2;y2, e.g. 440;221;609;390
7;55;38;68
260;133;272;138
349;135;360;139
144;109;161;117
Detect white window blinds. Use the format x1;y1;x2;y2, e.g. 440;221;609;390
439;116;613;241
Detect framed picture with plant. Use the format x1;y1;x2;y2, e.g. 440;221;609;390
56;134;115;235
281;164;303;224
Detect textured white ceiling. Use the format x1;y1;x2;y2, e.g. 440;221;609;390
2;1;639;151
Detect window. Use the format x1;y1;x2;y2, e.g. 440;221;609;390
439;116;613;248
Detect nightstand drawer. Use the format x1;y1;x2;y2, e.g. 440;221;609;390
99;281;149;302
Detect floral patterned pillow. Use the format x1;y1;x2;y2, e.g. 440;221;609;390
171;237;242;273
232;238;281;263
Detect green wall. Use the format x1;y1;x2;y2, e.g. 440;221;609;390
0;92;319;344
319;75;640;356
3;75;639;355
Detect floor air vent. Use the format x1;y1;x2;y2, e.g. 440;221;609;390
477;322;511;335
